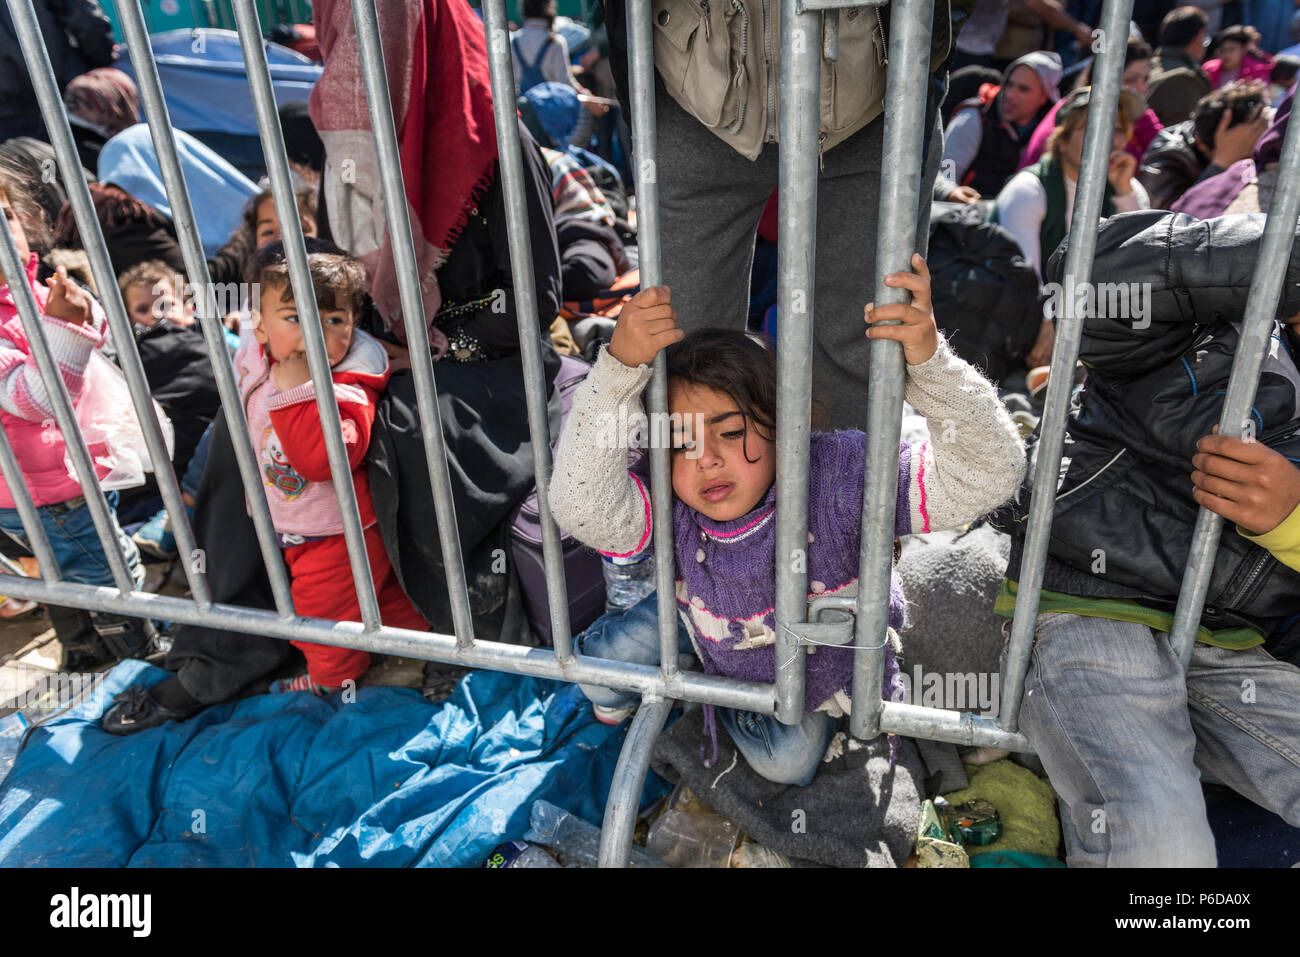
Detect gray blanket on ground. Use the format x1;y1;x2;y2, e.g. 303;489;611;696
650;709;924;868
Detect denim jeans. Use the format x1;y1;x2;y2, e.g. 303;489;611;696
577;592;837;786
1015;612;1300;867
0;491;143;589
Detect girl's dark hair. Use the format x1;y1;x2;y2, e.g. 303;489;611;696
665;328;778;462
0;154;49;252
240;187;318;248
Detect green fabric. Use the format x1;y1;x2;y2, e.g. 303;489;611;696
995;579;1265;651
942;760;1060;860
1028;154;1117;268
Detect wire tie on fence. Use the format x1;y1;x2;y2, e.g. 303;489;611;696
775;618;891;671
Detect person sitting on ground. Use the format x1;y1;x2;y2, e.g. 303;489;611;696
113;261;220;557
1019;36;1163;171
1172;85;1293;218
51;181;187;279
994;87;1150;369
541;145;630;303
62;67;140;172
96;123;259;259
995;86;1149;268
1204;24;1274;89
1139;81;1271;210
1267;54;1299;106
942;50;1064;198
547;259;1025;785
207;185;319;289
235;239;427;695
1147;6;1214;126
988;210;1300;866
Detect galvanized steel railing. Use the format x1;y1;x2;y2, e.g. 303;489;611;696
1;0;1294;868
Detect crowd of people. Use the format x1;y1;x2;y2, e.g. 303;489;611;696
0;0;1297;867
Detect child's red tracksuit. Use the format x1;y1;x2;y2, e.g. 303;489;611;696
236;329;426;686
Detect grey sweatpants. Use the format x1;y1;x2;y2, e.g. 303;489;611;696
653;79;943;431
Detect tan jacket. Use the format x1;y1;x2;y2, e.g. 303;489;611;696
652;0;952;161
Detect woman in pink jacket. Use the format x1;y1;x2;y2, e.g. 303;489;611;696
0;162;148;668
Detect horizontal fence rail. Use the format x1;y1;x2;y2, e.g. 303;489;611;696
0;0;1290;868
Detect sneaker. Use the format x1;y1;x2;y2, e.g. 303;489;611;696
269;673;339;695
132;509;177;561
592;703;635;725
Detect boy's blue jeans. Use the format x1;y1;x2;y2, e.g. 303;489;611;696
577;592;835;787
0;491;144;589
1015;612;1300;867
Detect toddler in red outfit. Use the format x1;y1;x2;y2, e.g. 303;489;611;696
239;239;426;694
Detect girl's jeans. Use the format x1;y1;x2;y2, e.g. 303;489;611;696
577;592;835;786
1016;612;1300;867
0;491;147;657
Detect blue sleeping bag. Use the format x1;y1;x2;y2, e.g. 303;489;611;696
0;660;666;867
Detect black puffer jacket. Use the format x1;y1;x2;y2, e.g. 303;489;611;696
990;210;1300;638
1138;120;1220;211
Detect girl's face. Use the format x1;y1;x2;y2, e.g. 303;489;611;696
1121;59;1150;97
1220;40;1244;73
668;380;776;522
1060;116;1129;169
254;196;317;250
1;190;31;265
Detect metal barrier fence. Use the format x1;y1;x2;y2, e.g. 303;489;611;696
1;0;1296;867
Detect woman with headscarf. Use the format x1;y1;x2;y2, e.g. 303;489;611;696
63;67;140;170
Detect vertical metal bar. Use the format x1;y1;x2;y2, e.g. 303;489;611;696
113;0;297;619
1167;98;1300;667
771;0;822;726
625;0;678;686
481;0;575;657
849;0;935;741
483;0;579;657
349;0;476;648
597;695;673;867
0;418;61;582
16;0;212;608
233;0;382;632
999;0;1134;731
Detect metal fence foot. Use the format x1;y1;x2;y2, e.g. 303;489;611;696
597;695;674;868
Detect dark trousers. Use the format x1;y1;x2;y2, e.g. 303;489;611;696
653;78;943;431
163;412;294;703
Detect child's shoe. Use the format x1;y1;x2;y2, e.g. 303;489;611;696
269;673;340;695
592;703;635;725
132;508;177;561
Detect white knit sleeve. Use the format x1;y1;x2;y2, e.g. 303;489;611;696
900;336;1026;532
548;346;655;557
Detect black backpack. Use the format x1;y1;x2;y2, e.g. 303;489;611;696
927;204;1043;385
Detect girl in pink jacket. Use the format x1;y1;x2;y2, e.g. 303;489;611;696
0;163;147;668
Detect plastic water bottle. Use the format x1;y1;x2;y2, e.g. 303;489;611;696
602;551;655;612
482;840;562;868
525;799;666;868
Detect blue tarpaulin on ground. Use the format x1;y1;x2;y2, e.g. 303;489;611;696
0;660;665;867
